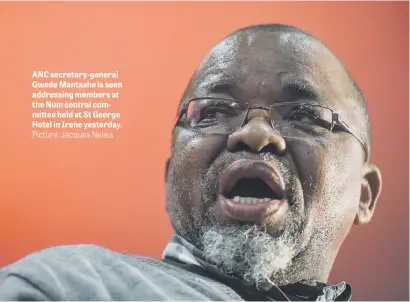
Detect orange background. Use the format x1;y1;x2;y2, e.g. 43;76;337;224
0;2;408;301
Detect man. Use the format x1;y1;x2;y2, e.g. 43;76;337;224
0;24;381;301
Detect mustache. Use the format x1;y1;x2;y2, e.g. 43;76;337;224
219;152;293;182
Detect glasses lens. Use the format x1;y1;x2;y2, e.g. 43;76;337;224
270;103;333;138
186;98;248;134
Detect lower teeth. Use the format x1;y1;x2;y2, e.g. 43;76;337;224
232;196;271;204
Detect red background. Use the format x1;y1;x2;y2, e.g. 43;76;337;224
0;2;408;301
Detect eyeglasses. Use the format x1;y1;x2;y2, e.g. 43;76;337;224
175;97;368;162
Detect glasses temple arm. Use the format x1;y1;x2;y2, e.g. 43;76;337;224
334;113;369;162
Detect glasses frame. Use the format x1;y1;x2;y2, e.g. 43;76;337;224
176;97;369;162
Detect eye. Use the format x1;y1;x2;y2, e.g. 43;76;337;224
201;105;231;120
289;112;321;124
185;99;243;129
286;106;317;121
284;105;331;130
294;115;316;123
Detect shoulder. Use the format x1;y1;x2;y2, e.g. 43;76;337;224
4;244;119;265
0;244;156;300
1;244;128;280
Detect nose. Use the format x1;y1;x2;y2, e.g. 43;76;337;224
226;116;286;154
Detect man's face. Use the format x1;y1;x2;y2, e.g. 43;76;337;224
166;31;375;285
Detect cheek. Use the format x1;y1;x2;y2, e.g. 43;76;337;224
320;136;364;206
171;129;226;173
290;137;363;225
289;139;363;255
168;129;226;209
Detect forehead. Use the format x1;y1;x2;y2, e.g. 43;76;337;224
189;31;358;113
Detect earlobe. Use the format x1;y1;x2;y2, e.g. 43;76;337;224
354;164;382;225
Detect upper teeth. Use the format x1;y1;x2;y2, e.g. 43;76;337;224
232;196;271;204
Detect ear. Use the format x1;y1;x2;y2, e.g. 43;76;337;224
354;163;382;225
165;158;171;182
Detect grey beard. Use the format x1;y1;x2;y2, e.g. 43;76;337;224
201;223;298;286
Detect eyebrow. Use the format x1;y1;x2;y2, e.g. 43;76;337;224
200;74;320;103
197;72;236;92
207;81;237;95
282;80;319;101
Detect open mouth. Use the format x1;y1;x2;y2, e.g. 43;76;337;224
220;159;285;204
216;159;287;224
225;178;281;203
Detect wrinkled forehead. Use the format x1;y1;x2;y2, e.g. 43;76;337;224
188;31;358;113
